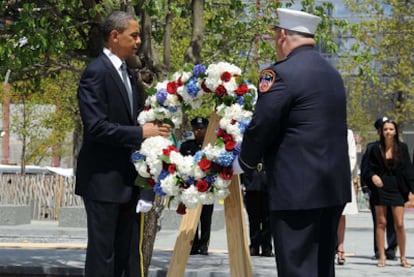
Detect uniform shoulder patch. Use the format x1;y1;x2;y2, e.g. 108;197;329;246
258;69;276;93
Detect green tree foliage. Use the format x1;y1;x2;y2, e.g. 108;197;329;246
340;0;414;143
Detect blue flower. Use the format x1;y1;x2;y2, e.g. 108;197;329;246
193;150;204;163
238;119;251;134
168;106;178;112
186;176;195;185
131;151;146;163
193;64;206;78
156;88;168;104
154;183;166;196
215;151;234;167
186;77;199;98
158;170;169;181
205;175;216;184
236;96;245;106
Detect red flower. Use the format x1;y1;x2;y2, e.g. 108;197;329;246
148;178;155;187
215;85;227;97
196;179;209;192
222;133;234;142
168;164;176;173
167;81;178;94
201;80;211;92
221;71;232;82
219;167;233;180
235;84;249;96
225;141;237;151
216;129;225;137
177;76;183;86
176;203;186;215
163;145;179;156
198;159;211;172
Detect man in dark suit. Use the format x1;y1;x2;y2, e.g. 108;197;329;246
233;8;350;277
179;117;213;255
360;117;397;260
76;11;170;277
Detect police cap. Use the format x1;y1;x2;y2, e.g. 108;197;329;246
191;117;209;129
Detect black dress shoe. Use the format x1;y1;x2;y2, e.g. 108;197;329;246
261;250;274;257
199;245;208;255
386;253;396;260
190;248;199;255
250;246;260;256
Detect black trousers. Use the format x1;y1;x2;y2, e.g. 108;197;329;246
192;204;214;250
270;205;344;277
369;196;397;257
83;198;138;277
245;191;272;252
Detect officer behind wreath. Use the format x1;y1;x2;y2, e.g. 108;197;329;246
179;117;213;255
233;8;350;277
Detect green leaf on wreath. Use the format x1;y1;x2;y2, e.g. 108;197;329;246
160;155;171;163
223;95;235;106
146;86;157;96
135;174;152;190
216;138;225;147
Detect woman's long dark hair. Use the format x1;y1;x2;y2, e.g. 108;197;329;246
379;119;402;168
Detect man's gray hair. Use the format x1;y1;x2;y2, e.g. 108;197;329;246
101;11;136;42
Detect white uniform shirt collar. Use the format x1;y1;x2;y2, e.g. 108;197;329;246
103;48;124;72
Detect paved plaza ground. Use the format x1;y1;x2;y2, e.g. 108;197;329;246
0;210;413;276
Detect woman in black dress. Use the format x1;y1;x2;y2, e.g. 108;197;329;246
368;119;414;268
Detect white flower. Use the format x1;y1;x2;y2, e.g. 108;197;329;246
170;151;194;177
214;176;232;189
160;173;180;196
198;192;215;205
135;161;150;178
203;144;223;160
215;189;230;200
181;186;200;209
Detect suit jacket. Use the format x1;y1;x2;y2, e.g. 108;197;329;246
239;45;351;211
76;53;153;203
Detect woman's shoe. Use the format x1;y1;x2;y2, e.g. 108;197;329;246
377;258;386;267
400;258;412;268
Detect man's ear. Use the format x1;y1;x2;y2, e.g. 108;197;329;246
110;29;119;42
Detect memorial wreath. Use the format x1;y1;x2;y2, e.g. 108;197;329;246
131;62;257;212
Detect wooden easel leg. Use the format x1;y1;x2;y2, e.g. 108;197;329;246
224;175;253;277
166;204;202;277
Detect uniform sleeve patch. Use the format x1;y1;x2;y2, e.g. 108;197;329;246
258;70;276;93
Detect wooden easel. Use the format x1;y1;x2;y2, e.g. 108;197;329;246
167;113;252;277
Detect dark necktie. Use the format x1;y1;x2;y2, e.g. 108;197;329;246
120;62;133;113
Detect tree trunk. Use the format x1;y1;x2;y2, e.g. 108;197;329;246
163;0;174;71
142;195;165;276
184;0;204;64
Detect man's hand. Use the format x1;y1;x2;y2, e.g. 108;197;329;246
136;199;153;213
142;122;171;138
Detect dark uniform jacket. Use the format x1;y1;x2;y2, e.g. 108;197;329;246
76;53;153;204
239;45;351;211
